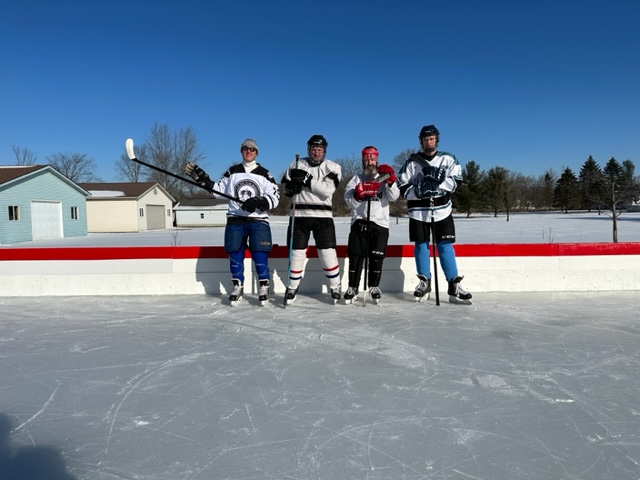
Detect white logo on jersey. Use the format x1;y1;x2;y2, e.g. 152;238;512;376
235;179;260;201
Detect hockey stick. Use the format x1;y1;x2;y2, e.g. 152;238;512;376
430;198;440;306
124;138;240;203
362;196;372;307
284;154;300;307
360;173;390;307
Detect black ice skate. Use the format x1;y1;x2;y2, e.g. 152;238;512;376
343;287;358;305
229;279;244;306
414;275;431;302
448;276;472;305
284;287;298;306
258;280;270;306
330;284;341;304
369;286;382;305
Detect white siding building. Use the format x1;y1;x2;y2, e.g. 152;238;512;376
174;198;228;227
80;182;175;233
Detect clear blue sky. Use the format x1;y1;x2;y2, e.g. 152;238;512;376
1;0;638;181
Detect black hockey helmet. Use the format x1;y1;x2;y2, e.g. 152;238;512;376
307;134;328;149
418;124;440;153
419;124;440;138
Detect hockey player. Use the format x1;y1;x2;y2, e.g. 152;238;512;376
281;134;342;304
184;138;280;306
397;125;472;304
343;146;399;304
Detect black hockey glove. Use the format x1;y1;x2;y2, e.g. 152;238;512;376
414;173;440;199
242;196;269;213
184;162;214;190
284;182;301;196
422;165;446;184
290;168;313;188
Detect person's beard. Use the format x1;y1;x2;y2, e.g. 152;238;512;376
364;164;378;179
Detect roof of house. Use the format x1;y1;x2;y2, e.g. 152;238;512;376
0;164;90;195
0;165;48;184
175;197;228;208
79;182;175;201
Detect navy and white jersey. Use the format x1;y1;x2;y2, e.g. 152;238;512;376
344;174;400;229
397;151;462;223
211;162;280;222
282;157;342;218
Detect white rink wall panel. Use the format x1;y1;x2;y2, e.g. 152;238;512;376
0;244;639;296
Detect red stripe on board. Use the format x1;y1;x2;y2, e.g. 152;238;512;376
1;243;639;261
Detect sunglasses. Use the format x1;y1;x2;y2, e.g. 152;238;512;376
241;146;257;153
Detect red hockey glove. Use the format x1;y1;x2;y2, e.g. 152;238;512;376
354;181;382;201
377;164;397;185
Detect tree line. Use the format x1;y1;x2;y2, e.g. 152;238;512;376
11;123;640;230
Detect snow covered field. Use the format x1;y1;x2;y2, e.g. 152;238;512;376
1;212;640;479
6;211;640;248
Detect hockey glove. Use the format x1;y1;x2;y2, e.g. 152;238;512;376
184;162;214;190
377;164;397;185
290;168;313;188
354;181;382;201
284;182;301;196
242;196;269;213
422;165;447;184
413;173;441;199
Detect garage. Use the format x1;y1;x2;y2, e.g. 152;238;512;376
146;204;166;230
31;200;63;240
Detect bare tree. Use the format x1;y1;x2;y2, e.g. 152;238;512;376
333;154;362;216
12;145;37;165
393;148;418;173
141;123;206;201
115;143;146;182
46;152;101;182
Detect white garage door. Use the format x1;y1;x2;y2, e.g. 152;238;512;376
146;205;166;230
31;201;63;240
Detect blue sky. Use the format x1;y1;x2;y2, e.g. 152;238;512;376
1;0;638;181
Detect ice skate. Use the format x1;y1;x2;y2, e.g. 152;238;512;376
284;287;298;306
343;287;358;305
229;279;244;306
414;275;431;302
330;284;342;304
258;280;270;306
448;276;472;305
369;286;382;305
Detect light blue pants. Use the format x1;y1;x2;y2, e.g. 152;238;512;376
414;241;458;281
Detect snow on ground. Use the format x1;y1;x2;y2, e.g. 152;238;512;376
1;212;640;479
4;211;640;248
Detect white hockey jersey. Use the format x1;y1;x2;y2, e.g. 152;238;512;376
211;162;280;221
344;174;400;229
282;157;342;218
397;151;462;223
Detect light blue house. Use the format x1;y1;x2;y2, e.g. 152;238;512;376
0;165;89;244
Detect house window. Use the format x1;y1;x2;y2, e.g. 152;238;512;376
139;208;144;217
70;206;79;220
8;205;19;221
167;208;171;217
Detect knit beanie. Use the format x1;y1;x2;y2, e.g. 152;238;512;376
240;138;258;154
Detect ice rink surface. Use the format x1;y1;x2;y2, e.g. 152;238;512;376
2;291;640;479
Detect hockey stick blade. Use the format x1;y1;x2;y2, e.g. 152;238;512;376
122;138;240;203
125;138;137;160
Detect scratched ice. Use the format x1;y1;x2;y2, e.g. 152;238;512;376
1;291;640;480
2;213;640;479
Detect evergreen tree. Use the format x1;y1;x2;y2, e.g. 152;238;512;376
554;167;580;212
578;156;604;212
455;160;484;217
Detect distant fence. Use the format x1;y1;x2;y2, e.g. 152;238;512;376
1;243;639;297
